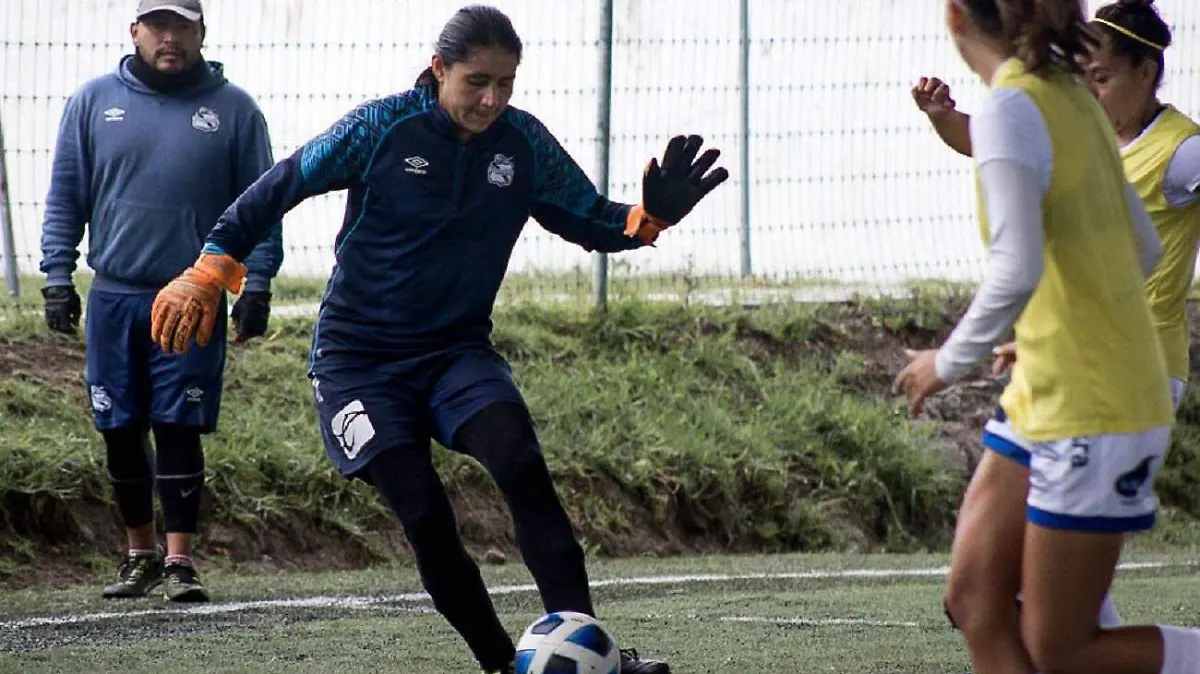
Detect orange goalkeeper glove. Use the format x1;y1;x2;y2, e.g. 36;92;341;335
151;253;247;355
624;134;729;245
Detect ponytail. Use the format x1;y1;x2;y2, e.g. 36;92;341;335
962;0;1097;75
1013;0;1095;75
414;66;437;89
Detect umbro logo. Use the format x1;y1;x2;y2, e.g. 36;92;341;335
404;156;429;175
103;107;125;122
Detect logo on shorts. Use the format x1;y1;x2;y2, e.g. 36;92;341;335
1114;456;1156;500
1068;439;1090;468
186;387;204;403
1030;444;1073;487
192;106;220;133
331;400;375;461
90;386;112;412
487;153;514;187
311;378;324;403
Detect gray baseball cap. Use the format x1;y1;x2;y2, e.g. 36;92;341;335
135;0;203;22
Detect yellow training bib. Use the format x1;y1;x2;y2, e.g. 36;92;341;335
1122;106;1200;383
978;59;1173;441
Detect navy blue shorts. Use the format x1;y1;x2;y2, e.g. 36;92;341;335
309;343;526;476
85;289;227;433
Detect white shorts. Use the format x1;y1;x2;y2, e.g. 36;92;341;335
979;379;1182;534
1025;425;1170;532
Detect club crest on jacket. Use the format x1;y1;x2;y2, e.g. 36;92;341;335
487;153;514;187
192;106;220;133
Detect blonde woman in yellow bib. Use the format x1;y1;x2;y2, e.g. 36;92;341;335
896;1;1199;672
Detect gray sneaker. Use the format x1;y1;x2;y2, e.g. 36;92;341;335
163;563;210;603
101;550;164;599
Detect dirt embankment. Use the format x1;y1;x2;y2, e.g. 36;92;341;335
0;297;1156;588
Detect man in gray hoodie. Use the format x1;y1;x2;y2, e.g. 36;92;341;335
38;0;283;602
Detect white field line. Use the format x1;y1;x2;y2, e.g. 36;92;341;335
348;605;920;629
718;616;920;628
1;560;1190;631
635;611;921;628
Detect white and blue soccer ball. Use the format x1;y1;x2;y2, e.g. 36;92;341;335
513;611;621;674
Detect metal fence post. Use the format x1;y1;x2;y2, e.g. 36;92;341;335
738;0;752;279
592;0;615;309
0;115;20;298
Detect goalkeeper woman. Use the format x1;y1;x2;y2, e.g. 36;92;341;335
148;5;726;674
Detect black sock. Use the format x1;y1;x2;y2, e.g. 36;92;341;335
152;423;205;534
366;443;515;672
454;402;596;617
103;426;155;529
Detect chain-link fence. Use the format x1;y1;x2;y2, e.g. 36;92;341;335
3;0;1200;308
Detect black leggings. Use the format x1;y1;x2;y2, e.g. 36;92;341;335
365;401;593;672
104;423;204;534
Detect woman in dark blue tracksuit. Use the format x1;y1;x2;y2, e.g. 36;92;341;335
149;6;727;673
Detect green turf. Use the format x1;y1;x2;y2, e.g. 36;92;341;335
1;552;1197;673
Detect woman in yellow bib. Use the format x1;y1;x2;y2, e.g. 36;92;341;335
896;1;1200;673
911;0;1200;653
909;2;1200;670
1091;2;1200;404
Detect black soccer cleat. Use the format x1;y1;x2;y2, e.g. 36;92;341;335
101;550;164;599
162;563;210;603
483;661;515;674
620;648;670;674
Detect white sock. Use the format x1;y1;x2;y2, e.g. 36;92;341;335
164;554;194;568
1097;593;1123;628
1158;625;1200;674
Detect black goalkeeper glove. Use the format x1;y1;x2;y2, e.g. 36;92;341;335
231;290;271;342
625;134;730;245
42;285;82;334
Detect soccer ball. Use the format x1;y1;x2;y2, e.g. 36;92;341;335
513;611;621;674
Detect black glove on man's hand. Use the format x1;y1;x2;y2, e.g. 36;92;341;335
231;290;272;342
642;134;730;224
42;285;81;334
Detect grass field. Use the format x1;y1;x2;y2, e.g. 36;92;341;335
2;551;1199;673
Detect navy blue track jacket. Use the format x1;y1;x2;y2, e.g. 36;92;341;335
41;57;283;293
205;84;646;356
